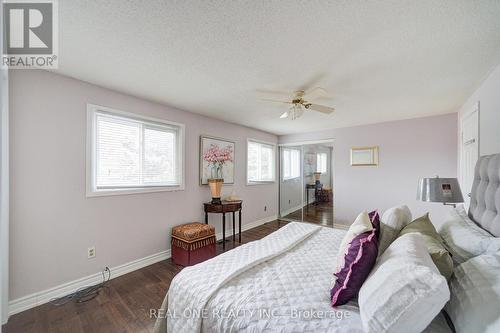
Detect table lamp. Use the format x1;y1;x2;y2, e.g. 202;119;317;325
417;176;464;208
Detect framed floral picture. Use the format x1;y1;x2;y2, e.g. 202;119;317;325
200;136;235;185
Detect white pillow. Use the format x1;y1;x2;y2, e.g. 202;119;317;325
378;205;412;255
358;233;450;333
446;253;500;333
481;237;500;254
335;211;373;272
439;205;494;264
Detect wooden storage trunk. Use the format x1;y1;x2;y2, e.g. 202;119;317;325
171;222;216;266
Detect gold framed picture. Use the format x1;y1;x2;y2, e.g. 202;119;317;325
350;146;379;166
199;135;235;185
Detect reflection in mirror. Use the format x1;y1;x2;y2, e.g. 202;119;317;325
279;141;334;226
279;146;303;221
302;143;333;226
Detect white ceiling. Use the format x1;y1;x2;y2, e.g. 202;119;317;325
54;0;500;135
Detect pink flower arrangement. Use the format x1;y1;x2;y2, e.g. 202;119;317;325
203;144;233;179
203;144;233;164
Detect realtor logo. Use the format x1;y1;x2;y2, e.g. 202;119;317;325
2;0;58;68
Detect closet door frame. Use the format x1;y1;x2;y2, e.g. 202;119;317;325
278;139;335;224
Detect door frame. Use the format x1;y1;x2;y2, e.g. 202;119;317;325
0;1;9;323
278;139;335;224
459;102;480;209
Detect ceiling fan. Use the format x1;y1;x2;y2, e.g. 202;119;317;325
259;88;335;120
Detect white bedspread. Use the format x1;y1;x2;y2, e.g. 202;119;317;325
154;222;451;333
166;222;323;332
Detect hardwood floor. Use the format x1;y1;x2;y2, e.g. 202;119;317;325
283;201;334;226
3;220;289;333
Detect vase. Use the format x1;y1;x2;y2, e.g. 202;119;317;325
208;179;223;204
314;172;321;181
210;164;223;179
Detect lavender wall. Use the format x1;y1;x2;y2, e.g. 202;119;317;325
458;64;500;155
279;113;458;227
9;70;278;300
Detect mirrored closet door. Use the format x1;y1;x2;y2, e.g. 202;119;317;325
279;141;334;226
279;145;303;221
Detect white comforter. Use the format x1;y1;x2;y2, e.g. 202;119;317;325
154;222;451;333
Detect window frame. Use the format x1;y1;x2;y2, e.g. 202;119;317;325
246;138;276;185
86;104;185;197
282;147;301;181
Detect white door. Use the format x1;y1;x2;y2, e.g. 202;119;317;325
460;102;479;209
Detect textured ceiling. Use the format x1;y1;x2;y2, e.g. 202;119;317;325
54;0;500;135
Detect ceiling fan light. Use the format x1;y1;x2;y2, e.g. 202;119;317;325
289;104;304;120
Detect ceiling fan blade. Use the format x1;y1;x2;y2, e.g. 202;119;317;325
304;87;327;100
306;104;335;114
279;111;289;119
260;98;292;104
299;73;327;92
256;89;293;99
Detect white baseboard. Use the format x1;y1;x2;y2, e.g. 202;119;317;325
279;200;316;218
8;250;171;317
8;214;277;317
279;204;303;218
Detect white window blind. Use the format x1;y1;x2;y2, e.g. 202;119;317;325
143;126;176;185
247;140;275;183
283;148;300;180
317;152;327;173
88;106;184;195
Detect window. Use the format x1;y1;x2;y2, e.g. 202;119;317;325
317;153;327;173
247;140;276;183
283;148;300;180
87;105;184;196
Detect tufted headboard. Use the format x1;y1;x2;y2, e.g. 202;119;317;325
469;153;500;237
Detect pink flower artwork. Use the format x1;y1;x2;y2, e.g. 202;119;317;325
202;142;234;181
203;144;233;165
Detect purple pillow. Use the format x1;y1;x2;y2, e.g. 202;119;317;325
331;228;378;306
369;210;380;240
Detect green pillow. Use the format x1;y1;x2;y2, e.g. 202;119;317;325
399;213;453;280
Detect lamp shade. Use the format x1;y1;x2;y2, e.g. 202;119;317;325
417;177;464;203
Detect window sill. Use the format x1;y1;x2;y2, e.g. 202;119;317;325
86;185;184;198
246;180;275;186
283;177;300;182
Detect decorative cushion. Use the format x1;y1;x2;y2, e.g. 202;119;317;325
369;210;380;239
358;233;450;333
172;222;215;242
399;213;453;280
331;212;379;306
439;205;494;264
335;212;373;271
446;253;500;333
378;205;412;255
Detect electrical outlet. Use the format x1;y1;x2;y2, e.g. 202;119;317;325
88;246;96;259
264;205;267;211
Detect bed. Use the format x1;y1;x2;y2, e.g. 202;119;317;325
154;154;500;333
